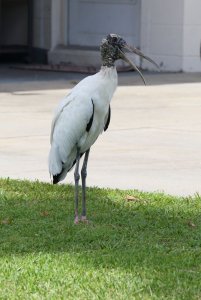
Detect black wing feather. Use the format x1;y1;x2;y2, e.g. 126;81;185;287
86;99;94;132
104;105;111;131
53;99;95;185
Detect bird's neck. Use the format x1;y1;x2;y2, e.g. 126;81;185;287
101;55;115;67
99;66;118;91
100;43;117;67
100;65;117;76
97;66;117;104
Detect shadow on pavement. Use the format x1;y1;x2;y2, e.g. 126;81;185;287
0;64;201;93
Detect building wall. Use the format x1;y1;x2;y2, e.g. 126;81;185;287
33;0;51;50
140;0;184;71
0;0;51;50
49;0;201;72
183;0;201;72
0;0;28;46
141;0;201;72
51;0;67;50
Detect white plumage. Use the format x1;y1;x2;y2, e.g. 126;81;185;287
48;33;158;223
49;66;117;182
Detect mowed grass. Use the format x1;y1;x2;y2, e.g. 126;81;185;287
0;178;201;300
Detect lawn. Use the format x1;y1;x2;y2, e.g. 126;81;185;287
0;178;201;300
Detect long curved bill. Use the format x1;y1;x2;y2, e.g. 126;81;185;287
125;45;160;71
119;44;160;85
119;48;147;85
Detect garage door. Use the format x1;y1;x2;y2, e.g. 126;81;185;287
69;0;141;47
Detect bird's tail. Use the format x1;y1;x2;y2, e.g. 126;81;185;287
53;174;60;184
49;145;61;174
49;145;71;184
48;144;64;184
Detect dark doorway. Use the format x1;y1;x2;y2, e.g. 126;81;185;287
0;0;33;63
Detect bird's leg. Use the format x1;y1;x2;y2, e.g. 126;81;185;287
81;149;90;222
74;150;81;224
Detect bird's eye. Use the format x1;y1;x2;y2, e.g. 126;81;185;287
112;37;118;43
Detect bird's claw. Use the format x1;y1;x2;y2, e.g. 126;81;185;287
80;216;89;224
74;215;80;224
74;215;89;224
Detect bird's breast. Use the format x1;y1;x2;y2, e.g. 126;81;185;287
77;67;118;152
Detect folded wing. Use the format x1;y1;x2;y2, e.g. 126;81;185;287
49;93;94;182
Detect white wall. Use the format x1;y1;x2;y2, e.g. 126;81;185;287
140;0;184;71
49;0;201;72
182;0;201;72
68;0;140;47
50;0;68;50
140;0;201;72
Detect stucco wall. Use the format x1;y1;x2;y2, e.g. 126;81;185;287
33;0;51;50
183;0;201;72
49;0;201;72
141;0;201;72
51;0;67;50
140;0;184;71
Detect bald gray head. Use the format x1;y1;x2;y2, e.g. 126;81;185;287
100;33;160;84
100;34;126;67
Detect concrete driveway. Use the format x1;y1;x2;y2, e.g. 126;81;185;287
0;65;201;196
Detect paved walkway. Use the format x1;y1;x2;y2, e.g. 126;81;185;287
0;65;201;196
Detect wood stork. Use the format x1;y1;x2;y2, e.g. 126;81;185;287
49;33;159;224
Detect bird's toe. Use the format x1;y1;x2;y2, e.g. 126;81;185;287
80;216;89;224
74;216;80;224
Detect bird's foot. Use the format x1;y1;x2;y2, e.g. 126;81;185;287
80;216;89;224
74;215;80;224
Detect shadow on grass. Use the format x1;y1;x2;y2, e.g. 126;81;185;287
0;179;200;251
0;179;201;297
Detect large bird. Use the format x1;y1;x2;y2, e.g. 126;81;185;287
49;33;159;224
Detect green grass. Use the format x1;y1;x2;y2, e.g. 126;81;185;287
0;178;201;300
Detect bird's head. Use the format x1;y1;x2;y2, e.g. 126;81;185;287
100;33;159;84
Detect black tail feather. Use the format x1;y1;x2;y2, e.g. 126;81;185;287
53;174;60;184
52;151;86;185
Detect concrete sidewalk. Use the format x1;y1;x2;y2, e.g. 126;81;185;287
0;65;201;196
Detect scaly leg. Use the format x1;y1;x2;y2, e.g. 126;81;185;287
74;150;80;224
81;149;90;222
